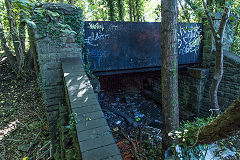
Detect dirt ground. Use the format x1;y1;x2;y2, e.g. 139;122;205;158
0;56;50;160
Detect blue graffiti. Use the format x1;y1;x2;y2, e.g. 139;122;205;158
85;32;110;46
88;49;107;66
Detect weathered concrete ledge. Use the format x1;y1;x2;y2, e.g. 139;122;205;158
62;57;122;160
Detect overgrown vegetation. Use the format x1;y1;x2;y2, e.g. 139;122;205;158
0;56;49;160
0;0;239;159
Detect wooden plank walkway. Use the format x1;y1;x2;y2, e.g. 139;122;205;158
62;57;122;160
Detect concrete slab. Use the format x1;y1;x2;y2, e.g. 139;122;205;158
77;125;112;142
72;104;102;114
76;117;108;132
104;154;123;160
79;133;116;152
70;98;99;109
73;110;105;123
68;92;98;105
81;144;121;160
62;57;122;160
62;57;85;73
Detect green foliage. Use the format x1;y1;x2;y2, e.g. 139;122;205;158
230;1;240;56
32;3;84;48
169;117;214;159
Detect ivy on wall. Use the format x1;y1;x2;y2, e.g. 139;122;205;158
32;3;84;48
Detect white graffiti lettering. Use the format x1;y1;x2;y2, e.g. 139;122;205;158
177;24;202;55
85;32;110;46
88;22;104;31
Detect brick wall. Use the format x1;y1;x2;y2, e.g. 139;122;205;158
35;3;83;155
201;51;240;116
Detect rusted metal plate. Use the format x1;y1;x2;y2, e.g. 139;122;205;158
84;21;202;73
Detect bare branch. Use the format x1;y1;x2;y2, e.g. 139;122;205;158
202;0;217;38
178;0;190;22
217;2;231;37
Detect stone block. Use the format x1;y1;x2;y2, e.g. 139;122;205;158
74;110;104;122
79;133;116;152
68;89;98;106
71;104;102;115
45;96;64;108
81;144;121;160
76;117;108;132
44;86;64;99
62;57;85;73
77;125;111;142
70;97;99;109
47;110;59;123
46;105;60;112
187;67;209;79
105;155;122;160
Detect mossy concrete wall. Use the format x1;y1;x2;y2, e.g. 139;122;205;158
35;3;83;156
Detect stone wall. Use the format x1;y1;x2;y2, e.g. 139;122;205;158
201;17;240;116
141;67;208;117
35;3;83;155
201;51;240;115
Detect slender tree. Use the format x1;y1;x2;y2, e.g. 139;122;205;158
128;0;133;21
107;0;115;21
0;0;37;75
161;0;179;154
117;0;124;21
202;0;232;115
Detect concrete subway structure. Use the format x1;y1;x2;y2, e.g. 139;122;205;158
35;3;240;159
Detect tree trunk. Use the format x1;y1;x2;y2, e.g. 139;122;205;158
195;97;240;145
107;0;115;21
117;0;124;21
202;0;231;115
0;21;17;69
209;40;223;115
129;0;132;22
135;0;140;22
5;0;25;72
19;15;26;54
161;0;179;153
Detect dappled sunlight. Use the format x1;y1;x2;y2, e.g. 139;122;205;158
64;73;70;77
0;57;7;63
77;88;88;97
0;120;20;141
77;75;85;80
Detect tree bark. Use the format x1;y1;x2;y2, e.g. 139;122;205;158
0;21;17;69
196;97;240;145
161;0;179;153
129;0;132;21
5;0;25;72
107;0;115;21
202;0;231;115
117;0;124;21
19;15;26;55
